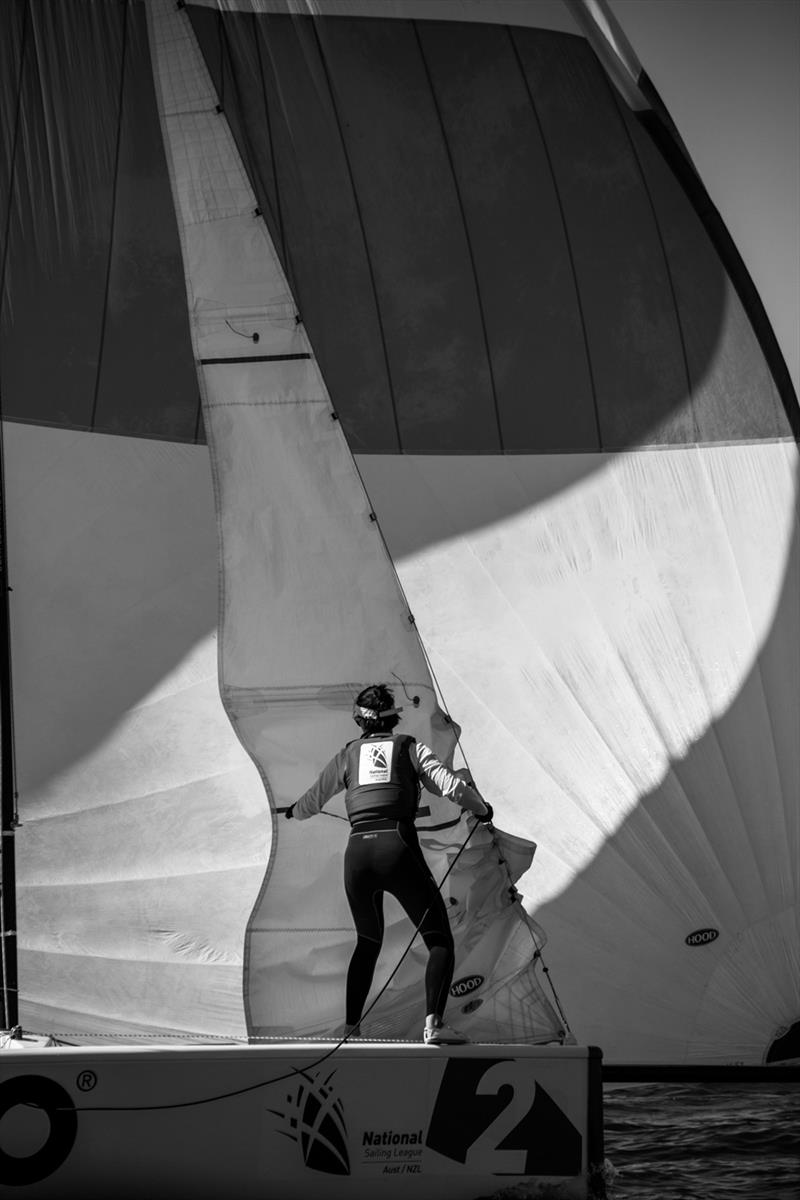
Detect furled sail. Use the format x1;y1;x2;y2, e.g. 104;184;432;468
147;0;564;1044
0;0;797;1063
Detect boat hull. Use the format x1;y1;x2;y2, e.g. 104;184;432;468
0;1040;602;1199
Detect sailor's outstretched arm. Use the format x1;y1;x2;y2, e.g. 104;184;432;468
286;749;347;820
412;743;492;821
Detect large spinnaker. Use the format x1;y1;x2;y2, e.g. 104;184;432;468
178;0;800;1061
0;0;796;1063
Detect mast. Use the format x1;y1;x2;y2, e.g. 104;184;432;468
0;423;17;1031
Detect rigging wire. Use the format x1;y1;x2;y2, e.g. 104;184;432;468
0;0;31;1036
89;0;129;431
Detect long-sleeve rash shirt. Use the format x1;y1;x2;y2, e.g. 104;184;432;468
292;739;488;822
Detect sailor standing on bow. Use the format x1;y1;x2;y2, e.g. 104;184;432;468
285;683;493;1045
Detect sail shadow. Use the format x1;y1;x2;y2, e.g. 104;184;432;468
526;502;799;1063
4;423;220;808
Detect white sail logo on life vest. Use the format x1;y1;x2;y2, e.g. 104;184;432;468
359;741;394;785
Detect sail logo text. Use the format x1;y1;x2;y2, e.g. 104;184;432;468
450;974;484;997
685;928;719;947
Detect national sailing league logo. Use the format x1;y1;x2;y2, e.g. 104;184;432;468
269;1069;350;1175
359;740;392;783
366;744;388;772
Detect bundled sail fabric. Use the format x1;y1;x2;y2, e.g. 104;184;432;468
148;0;564;1044
0;0;797;1062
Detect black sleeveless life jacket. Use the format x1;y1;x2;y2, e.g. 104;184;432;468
343;733;420;824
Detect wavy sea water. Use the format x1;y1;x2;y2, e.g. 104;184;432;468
601;1082;799;1200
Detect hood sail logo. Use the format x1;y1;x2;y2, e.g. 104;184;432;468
450;974;484;998
685;928;719;947
269;1070;350;1175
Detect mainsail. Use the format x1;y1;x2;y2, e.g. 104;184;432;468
0;0;797;1063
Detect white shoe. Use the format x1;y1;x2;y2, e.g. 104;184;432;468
423;1022;469;1046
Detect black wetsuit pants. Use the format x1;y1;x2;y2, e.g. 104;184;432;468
343;818;454;1027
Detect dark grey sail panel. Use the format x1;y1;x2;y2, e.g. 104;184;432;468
0;0;201;443
1;1;793;450
415;22;598;453
511;29;696;448
189;8;794;453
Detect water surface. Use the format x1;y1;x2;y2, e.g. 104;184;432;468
603;1083;799;1199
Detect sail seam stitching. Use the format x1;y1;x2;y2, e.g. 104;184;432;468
600;68;697;438
650;530;773;909
413;20;505;453
253;11;289;277
507;26;602;451
308;20;403;452
612;644;750;925
0;3;28;333
89;0;130;432
692;448;795;896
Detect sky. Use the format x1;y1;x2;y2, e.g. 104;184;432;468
609;0;800;394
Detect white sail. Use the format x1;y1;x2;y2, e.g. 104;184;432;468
147;0;565;1044
5;424;265;1038
1;0;797;1064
